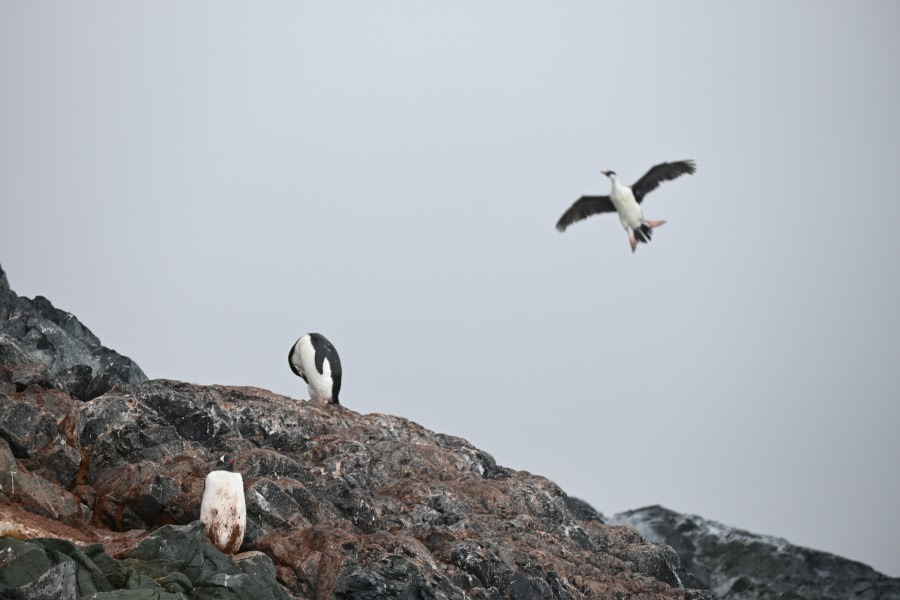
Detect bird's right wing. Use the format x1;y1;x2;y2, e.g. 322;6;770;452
630;160;696;203
555;196;615;231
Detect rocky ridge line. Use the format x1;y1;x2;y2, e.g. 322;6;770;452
612;506;900;600
0;261;716;599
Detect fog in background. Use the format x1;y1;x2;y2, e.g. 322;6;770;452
2;1;899;576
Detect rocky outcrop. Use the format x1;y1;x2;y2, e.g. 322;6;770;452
611;505;900;600
0;261;716;598
0;263;146;401
0;380;716;600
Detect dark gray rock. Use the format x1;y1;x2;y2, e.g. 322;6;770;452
0;539;88;600
232;552;277;584
3;467;87;527
561;496;605;524
82;543;141;590
124;522;240;584
18;559;77;600
0;582;27;600
611;505;900;600
243;478;311;543
86;590;186;600
0;538;53;588
0;522;291;600
33;537;116;595
0;262;147;401
122;522;291;600
0;394;58;458
156;571;192;594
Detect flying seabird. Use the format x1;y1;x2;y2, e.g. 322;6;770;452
288;333;342;404
556;160;696;252
199;454;246;555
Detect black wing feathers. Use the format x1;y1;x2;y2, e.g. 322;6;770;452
331;372;342;404
309;333;342;378
555;195;616;231
630;160;696;204
309;334;331;375
310;333;342;405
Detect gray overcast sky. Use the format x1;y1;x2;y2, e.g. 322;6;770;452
2;1;899;577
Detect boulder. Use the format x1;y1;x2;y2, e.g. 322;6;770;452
0;522;289;600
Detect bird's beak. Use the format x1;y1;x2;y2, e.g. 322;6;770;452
601;170;611;177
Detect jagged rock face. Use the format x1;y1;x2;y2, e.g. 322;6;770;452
0;262;716;599
0;264;147;401
611;506;900;600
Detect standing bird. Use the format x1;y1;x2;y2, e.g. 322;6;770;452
288;333;342;404
199;454;246;555
556;160;696;252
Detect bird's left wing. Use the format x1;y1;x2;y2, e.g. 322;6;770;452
555;195;615;231
631;160;696;203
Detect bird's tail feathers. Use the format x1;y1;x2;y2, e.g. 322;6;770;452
634;224;653;244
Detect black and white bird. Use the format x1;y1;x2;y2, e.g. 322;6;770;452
288;333;342;404
199;454;246;555
556;160;696;252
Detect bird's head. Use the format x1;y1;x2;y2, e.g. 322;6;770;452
219;454;237;471
602;170;617;179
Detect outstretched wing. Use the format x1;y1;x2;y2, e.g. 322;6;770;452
631;160;696;204
555;195;615;231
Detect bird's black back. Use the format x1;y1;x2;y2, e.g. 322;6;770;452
309;333;342;404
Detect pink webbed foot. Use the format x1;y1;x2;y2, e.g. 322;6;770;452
628;234;638;253
646;220;667;229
